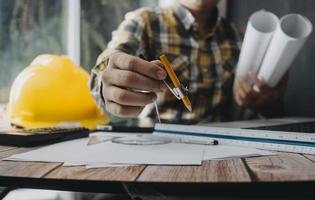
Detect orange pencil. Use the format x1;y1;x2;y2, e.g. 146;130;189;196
160;54;192;112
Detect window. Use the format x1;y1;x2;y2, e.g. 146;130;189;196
0;0;158;102
0;0;65;101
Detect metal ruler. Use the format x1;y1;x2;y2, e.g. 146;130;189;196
153;124;315;155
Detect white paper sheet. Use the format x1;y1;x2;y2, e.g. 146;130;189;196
62;145;274;168
62;162;85;167
236;10;279;81
203;145;275;160
258;14;313;87
62;162;137;168
6;131;275;167
6;136;204;165
85;164;138;169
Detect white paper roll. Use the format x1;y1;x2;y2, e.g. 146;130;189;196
258;14;313;87
236;10;279;82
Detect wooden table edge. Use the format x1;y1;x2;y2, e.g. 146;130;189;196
0;176;315;197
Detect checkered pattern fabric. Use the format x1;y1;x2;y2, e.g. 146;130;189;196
90;3;245;123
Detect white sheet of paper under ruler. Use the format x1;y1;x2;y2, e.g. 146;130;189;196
153;123;315;155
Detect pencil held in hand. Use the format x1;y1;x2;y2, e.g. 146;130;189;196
182;96;192;112
159;54;192;112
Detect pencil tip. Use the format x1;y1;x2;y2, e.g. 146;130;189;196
187;105;192;112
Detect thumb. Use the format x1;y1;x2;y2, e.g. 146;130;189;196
150;60;164;68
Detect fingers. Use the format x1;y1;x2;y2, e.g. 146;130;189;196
105;100;144;117
102;83;154;117
248;72;266;91
101;54;169;117
234;89;244;106
234;79;244;107
234;77;250;101
150;60;168;91
234;77;255;107
237;77;252;97
102;68;164;93
103;84;157;107
150;60;164;68
110;52;167;80
234;72;280;110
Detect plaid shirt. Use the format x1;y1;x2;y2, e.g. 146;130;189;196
90;4;244;124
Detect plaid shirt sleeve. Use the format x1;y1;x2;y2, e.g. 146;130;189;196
89;9;150;109
89;4;287;123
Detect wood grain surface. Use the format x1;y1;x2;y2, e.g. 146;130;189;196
137;160;251;182
45;165;146;181
1;104;315;197
0;145;16;152
0;147;61;178
245;153;315;181
1;147;315;183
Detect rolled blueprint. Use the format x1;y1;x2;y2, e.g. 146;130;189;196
236;10;279;81
258;14;313;87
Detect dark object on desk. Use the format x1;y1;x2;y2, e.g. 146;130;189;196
244;121;315;133
0;127;89;147
96;125;154;133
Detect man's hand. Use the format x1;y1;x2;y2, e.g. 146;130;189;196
101;52;167;117
234;72;281;110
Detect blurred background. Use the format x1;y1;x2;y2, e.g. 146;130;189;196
0;0;314;117
0;0;158;101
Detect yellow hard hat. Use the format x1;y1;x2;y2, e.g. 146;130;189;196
7;54;108;130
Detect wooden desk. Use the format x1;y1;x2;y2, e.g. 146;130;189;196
0;103;314;198
0;144;315;198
